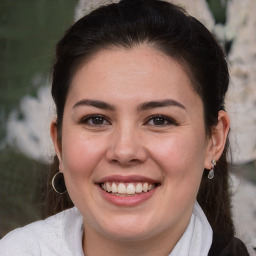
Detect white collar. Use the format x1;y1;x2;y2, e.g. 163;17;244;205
73;202;212;256
169;201;213;256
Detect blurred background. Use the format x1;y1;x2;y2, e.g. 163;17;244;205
0;0;77;235
0;0;255;253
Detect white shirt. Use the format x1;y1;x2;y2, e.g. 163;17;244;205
0;207;84;256
0;202;212;256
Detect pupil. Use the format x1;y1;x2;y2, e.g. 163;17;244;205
92;117;103;125
154;117;164;125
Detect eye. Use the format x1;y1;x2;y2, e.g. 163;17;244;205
145;115;177;126
81;115;110;126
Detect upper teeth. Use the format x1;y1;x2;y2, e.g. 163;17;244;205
101;182;155;195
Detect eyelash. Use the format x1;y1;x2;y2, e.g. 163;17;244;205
144;115;178;126
80;114;111;126
80;114;177;127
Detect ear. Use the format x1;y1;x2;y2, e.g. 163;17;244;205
50;120;64;172
204;110;230;169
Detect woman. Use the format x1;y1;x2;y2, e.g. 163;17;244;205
0;0;250;255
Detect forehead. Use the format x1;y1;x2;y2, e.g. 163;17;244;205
67;45;202;110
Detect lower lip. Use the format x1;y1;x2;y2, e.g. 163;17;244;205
98;186;158;206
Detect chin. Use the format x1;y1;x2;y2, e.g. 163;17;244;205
103;227;153;242
96;214;159;241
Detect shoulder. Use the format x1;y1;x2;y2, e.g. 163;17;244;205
0;207;83;256
0;226;40;256
208;233;250;256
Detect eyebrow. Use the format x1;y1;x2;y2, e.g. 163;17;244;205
138;99;186;111
72;98;186;111
73;99;115;111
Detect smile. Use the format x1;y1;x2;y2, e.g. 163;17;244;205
100;182;156;196
96;175;161;205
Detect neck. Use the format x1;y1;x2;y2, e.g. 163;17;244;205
82;217;190;256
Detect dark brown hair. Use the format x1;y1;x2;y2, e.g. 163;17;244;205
46;0;234;237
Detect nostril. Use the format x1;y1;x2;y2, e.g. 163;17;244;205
130;159;140;163
110;158;141;165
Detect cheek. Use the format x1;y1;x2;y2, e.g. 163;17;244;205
61;130;107;177
149;132;207;212
60;130;109;210
148;131;206;179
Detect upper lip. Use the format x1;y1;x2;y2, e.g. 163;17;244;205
96;175;161;184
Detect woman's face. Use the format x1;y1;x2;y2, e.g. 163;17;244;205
52;46;214;241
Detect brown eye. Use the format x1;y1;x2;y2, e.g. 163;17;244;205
90;116;105;125
146;115;177;126
152;117;168;125
82;115;110;126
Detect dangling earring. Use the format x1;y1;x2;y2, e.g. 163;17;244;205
208;160;216;180
52;171;67;194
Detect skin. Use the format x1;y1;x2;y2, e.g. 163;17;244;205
51;45;230;256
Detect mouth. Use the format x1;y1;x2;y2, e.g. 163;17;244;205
99;181;159;196
96;175;161;206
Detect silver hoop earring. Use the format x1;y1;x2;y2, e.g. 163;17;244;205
208;160;216;180
52;172;67;194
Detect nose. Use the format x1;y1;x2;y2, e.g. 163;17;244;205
106;124;147;166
